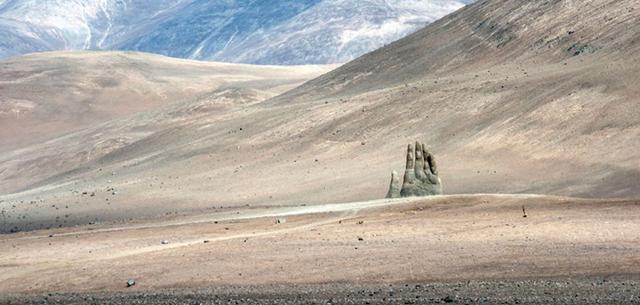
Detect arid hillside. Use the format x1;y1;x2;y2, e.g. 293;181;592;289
0;51;332;149
1;0;639;232
274;0;640;197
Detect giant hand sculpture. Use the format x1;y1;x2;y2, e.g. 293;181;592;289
386;141;442;198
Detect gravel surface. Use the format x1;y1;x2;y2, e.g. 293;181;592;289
3;276;639;305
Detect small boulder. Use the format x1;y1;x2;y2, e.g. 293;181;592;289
126;279;136;287
442;296;454;303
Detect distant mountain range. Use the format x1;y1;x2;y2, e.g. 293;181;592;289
0;0;471;64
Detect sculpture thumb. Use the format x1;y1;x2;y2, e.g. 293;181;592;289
386;170;401;198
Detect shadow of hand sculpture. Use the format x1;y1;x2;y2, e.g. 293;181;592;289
386;141;442;198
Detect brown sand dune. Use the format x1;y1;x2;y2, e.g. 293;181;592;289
1;0;639;233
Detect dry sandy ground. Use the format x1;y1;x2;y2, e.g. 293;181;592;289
0;1;639;301
1;194;639;299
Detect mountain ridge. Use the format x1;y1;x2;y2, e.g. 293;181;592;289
0;0;469;64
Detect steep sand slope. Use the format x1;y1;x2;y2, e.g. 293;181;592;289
0;51;332;149
1;0;639;232
0;195;638;294
270;0;640;198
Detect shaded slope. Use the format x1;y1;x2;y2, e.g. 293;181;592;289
282;0;640;97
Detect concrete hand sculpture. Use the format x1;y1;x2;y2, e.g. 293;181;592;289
386;141;442;198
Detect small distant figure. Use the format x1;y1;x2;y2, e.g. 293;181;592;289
386;141;443;198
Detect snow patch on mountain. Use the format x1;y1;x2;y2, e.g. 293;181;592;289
0;0;471;64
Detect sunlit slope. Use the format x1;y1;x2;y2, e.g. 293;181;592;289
0;51;330;149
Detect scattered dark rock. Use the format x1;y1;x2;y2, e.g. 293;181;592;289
567;43;596;56
474;19;516;48
5;277;640;304
126;279;136;287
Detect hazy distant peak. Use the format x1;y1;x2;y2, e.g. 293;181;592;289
0;0;471;64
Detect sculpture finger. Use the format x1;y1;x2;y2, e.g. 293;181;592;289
405;143;414;170
414;141;427;180
403;143;416;185
423;143;439;175
422;144;433;175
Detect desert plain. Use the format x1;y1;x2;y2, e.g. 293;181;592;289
1;0;640;303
